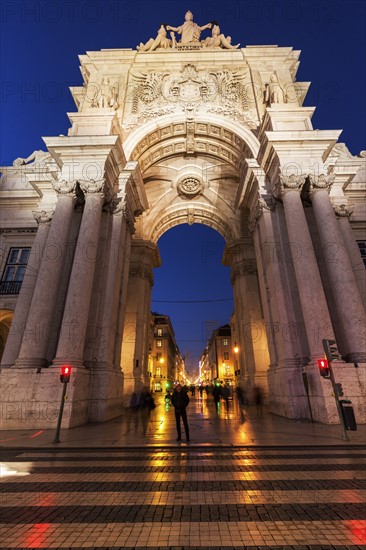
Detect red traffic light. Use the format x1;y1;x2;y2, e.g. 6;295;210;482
317;358;330;378
60;365;71;383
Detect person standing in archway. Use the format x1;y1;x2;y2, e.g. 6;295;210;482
171;384;190;442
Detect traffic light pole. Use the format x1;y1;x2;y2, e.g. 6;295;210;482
328;363;349;441
53;381;68;444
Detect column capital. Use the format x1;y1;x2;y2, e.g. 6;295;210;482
79;178;106;195
113;199;136;234
129;264;154;286
248;196;275;233
32;209;54;225
308;173;335;191
273;173;307;199
231;259;257;284
52;178;77;195
333;203;355;218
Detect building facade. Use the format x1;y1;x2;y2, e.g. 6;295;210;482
149;313;183;392
1;15;365;429
203;324;237;387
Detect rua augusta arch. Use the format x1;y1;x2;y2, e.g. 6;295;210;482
1;14;365;429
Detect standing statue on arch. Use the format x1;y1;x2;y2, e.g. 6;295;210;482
166;10;212;44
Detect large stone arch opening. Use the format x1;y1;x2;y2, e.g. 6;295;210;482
119;117;270;407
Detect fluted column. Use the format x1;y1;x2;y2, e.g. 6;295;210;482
1;209;53;368
277;174;335;359
309;176;366;362
15;181;77;368
52;179;106;367
334;204;366;309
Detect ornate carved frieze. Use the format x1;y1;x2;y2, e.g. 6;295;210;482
333;204;355;218
150;208;234;243
273;174;307;199
124;64;258;131
32;209;54;225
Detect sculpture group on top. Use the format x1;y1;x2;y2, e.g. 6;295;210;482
137;11;240;52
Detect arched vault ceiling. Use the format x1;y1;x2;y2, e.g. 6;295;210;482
130;120;256;174
129;116;259;244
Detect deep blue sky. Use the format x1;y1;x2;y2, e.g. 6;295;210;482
1;0;365;373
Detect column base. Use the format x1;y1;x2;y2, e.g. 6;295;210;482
86;362;124;422
14;357;49;369
305;361;366;424
268;360;312;421
0;366;91;429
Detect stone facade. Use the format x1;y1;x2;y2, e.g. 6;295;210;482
1;29;365;428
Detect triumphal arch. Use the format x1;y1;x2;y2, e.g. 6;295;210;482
1;12;365;429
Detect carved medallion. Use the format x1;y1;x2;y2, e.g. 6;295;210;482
177;175;204;198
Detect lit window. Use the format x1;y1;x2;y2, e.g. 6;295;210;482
223;338;228;346
157;340;162;347
156;366;161;376
157;328;163;336
225;365;231;375
0;247;30;295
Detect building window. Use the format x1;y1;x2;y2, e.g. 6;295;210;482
223;338;228;346
357;240;366;267
157;340;162;347
157;328;163;336
224;352;229;360
0;247;30;295
225;365;231;376
156;366;161;376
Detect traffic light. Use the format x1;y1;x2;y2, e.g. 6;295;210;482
322;339;341;362
317;358;330;378
60;365;71;383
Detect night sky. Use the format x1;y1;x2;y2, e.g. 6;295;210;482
1;0;365;375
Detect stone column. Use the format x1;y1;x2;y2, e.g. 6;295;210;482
250;198;313;420
1;209;53;368
15;181;77;368
309;176;366;362
277;174;336;360
224;238;270;393
121;241;161;399
334;204;366;309
52;179;106;367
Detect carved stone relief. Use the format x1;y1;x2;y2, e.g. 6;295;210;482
123;64;258;131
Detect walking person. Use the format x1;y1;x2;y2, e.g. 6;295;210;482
139;386;155;436
212;383;222;413
171;383;190;442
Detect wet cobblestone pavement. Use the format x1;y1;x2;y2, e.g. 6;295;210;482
1;394;365;548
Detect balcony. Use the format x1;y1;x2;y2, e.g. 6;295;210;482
0;281;22;295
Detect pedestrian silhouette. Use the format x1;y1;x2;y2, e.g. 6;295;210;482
236;386;247;423
171;383;190;442
138;386;155;435
253;385;264;416
212;383;222;413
